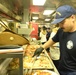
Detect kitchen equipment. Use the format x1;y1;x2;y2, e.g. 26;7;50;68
0;19;29;46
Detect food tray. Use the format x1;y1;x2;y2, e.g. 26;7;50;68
23;45;60;75
23;55;54;69
31;70;58;75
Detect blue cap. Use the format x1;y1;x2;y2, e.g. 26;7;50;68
51;5;76;24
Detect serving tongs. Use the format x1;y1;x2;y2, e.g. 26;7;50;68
27;50;47;75
25;56;38;75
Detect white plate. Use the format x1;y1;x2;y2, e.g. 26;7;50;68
34;70;58;75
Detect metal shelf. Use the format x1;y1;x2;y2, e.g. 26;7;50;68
0;52;23;75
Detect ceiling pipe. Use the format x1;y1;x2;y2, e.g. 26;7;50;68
0;3;21;22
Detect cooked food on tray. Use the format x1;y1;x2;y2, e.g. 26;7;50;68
31;70;58;75
32;71;51;75
23;55;53;69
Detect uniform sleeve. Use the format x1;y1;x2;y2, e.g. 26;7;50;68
52;28;61;42
50;32;56;39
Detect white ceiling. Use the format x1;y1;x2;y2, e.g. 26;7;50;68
0;0;76;24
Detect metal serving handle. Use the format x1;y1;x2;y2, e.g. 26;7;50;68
25;56;37;75
0;19;16;34
28;56;37;75
0;19;10;30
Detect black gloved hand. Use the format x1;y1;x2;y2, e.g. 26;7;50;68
33;47;44;57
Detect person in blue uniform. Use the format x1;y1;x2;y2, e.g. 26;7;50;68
46;28;51;41
33;5;76;75
46;27;51;52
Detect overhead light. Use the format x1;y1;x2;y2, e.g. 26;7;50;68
7;19;14;22
32;16;38;19
45;19;50;21
43;10;54;15
33;0;46;6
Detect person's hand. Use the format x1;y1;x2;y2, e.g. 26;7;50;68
33;47;44;57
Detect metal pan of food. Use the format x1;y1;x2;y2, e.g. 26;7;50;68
31;70;58;75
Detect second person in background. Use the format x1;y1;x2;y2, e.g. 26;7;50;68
39;26;47;44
